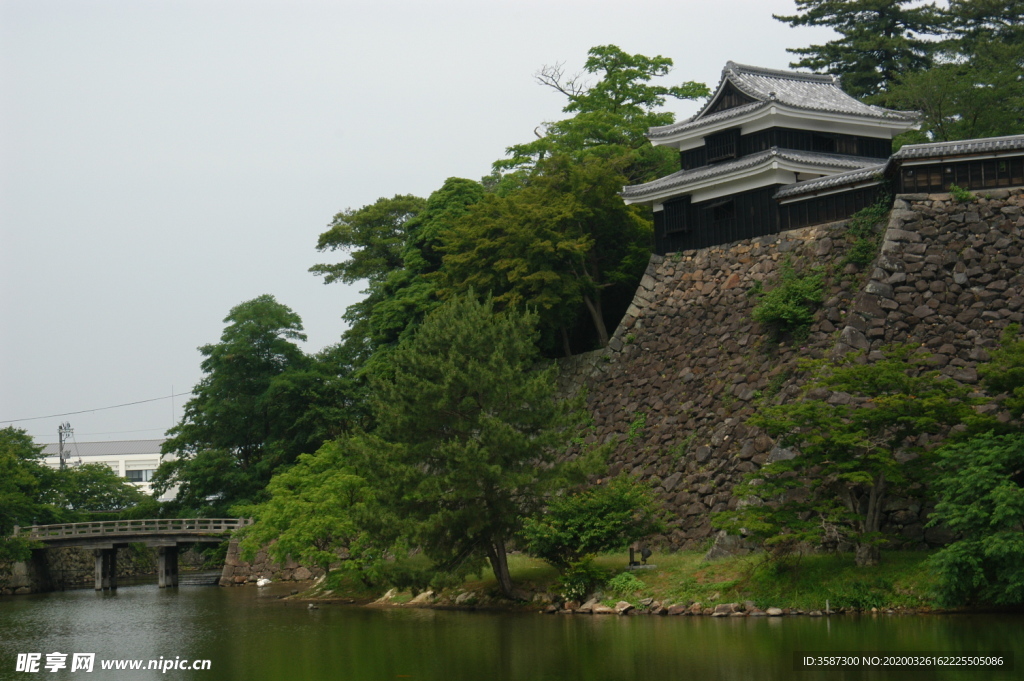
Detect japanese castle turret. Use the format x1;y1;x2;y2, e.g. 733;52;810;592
622;62;920;254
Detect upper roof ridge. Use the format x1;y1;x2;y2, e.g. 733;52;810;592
724;61;836;85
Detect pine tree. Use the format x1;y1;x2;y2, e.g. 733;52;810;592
774;0;947;99
365;295;596;597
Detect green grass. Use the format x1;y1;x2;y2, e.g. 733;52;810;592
308;549;940;611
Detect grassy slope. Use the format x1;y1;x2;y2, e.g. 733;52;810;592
314;550;940;612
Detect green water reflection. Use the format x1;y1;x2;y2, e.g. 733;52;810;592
0;583;1019;680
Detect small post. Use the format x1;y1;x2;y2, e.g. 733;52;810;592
158;547;168;588
158;546;179;588
169;545;178;587
94;550;104;591
107;548;118;590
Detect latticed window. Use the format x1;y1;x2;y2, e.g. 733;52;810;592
705;129;740;163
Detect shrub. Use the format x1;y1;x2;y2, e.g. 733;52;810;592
606;571;646;598
949;184;975;203
557;557;610;602
520;475;666;570
843;198;891;268
750;259;824;339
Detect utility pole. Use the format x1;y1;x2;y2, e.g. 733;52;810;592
58;422;73;470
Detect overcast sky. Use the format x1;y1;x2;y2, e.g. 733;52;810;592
1;0;834;444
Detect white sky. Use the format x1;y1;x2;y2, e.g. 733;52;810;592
1;0;834;444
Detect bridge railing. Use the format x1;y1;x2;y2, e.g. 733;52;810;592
14;518;252;539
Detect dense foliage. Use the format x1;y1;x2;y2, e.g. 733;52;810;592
310;46;704;359
240;296;606;597
774;0;944;99
716;347;979;566
924;324;1024;605
777;0;1024;142
361;295;600;596
0;427;150;577
749;259;825;340
154;295;356;515
520;475;665;571
928;432;1024;606
496;44;708;183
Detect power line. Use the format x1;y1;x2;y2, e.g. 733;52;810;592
1;392;193;424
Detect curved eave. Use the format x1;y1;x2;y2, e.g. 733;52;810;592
774;162;888;203
622;150;881;207
649;101;920;150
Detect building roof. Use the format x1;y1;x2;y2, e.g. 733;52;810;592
41;438;167;458
892;134;1024;160
648;62;919;140
621;147;884;201
773;163;888;200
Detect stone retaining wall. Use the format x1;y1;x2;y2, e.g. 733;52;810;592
2;545;173;594
562;188;1024;550
218;540;324;586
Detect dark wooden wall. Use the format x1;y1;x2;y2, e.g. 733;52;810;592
900;156;1024;193
655;186;780;255
681;127;892;170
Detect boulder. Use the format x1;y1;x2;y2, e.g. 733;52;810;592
408;590;435;605
373;588;398;604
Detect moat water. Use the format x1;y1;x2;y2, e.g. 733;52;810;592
0;581;1019;680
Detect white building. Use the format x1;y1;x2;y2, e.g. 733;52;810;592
41;439;178;502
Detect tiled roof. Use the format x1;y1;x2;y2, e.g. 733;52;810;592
892;134;1024;160
649;62;919;140
41;439;166;458
773;163;888;199
621;148;884;200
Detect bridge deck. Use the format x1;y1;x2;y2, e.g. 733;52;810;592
14;518;251;548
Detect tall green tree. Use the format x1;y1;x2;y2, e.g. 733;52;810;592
882;1;1024;142
363;179;486;351
497;44;708;183
440;155;650;355
310;195;427;360
155;295;323;514
362;295;598;597
716;347;978;566
58;464;148;513
946;0;1024;49
774;0;946;99
311;194;427;287
0;428;59;570
312;183;489;362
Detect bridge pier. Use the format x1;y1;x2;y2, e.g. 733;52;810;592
93;548;117;591
158;546;179;588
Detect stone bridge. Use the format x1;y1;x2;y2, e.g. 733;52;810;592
13;518;251;591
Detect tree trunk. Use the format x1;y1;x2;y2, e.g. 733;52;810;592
855;543;880;567
560;325;572;358
854;474;887;567
485;537;515;599
581;293;609;347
